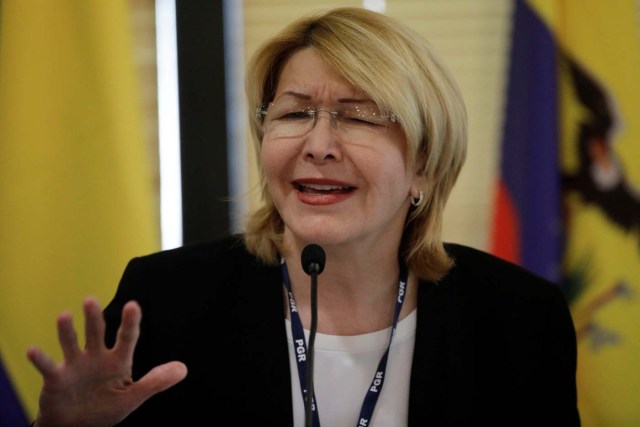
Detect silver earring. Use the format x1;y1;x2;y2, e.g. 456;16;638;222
411;190;424;207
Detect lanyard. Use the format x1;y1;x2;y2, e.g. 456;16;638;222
281;259;409;427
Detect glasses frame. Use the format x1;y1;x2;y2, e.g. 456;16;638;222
255;103;398;139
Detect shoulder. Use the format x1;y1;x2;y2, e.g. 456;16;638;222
130;233;252;266
105;234;281;329
437;243;569;311
423;243;576;354
113;234;279;302
123;234;271;277
443;243;557;290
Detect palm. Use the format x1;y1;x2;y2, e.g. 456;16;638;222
27;297;187;427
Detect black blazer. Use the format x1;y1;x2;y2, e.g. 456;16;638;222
104;234;579;426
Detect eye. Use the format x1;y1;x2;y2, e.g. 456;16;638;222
279;110;311;120
343;111;385;126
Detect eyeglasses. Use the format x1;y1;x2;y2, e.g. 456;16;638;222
256;100;397;140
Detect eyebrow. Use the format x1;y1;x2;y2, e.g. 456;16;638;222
276;90;375;105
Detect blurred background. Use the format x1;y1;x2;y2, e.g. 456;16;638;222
1;1;639;425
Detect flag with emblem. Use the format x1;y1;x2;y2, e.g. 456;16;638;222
492;1;640;425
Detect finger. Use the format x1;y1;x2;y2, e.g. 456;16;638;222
113;300;142;361
83;296;106;352
26;345;59;378
56;311;81;362
132;361;188;400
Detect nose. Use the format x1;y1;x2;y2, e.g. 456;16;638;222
312;109;339;130
303;110;342;162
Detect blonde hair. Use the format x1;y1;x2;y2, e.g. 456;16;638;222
244;7;467;281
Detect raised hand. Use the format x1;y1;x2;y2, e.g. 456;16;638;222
27;297;188;427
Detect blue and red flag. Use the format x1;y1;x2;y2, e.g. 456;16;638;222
490;0;562;284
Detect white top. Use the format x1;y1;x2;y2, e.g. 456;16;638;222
286;309;417;427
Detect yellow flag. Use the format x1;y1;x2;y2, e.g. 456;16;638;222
498;1;640;424
538;1;640;425
0;0;159;419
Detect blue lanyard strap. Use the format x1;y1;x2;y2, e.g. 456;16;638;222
281;259;409;427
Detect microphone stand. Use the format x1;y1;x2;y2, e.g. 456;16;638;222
300;243;325;427
305;261;319;427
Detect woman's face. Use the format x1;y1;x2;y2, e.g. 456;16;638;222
261;47;419;252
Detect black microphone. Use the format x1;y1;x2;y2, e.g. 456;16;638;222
301;243;326;276
300;243;325;427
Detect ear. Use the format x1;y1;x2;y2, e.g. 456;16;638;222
409;170;428;199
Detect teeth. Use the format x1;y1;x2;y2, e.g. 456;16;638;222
297;183;352;193
302;184;348;191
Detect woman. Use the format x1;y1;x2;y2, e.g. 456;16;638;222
27;7;580;426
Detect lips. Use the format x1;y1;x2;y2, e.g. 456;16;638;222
292;179;356;205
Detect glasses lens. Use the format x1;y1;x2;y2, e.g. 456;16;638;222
339;104;391;127
262;101;395;140
263;102;313;139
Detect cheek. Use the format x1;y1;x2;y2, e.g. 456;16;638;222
360;146;411;192
261;140;296;188
260;143;275;180
384;163;412;197
261;141;281;178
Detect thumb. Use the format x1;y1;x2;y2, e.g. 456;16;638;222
132;361;188;399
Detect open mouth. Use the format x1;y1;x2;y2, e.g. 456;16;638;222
295;183;354;194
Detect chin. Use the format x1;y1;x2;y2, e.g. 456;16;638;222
286;223;354;247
